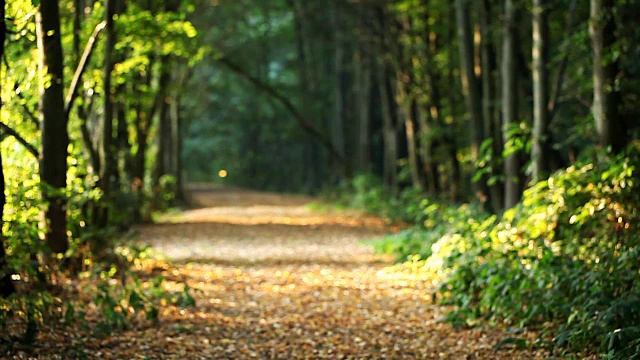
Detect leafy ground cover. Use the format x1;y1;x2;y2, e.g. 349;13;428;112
3;185;596;359
344;148;640;359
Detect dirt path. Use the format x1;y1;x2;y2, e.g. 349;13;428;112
111;186;544;359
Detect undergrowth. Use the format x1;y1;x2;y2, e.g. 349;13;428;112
339;146;640;359
0;244;196;352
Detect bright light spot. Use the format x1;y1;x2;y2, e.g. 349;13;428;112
11;274;20;281
218;170;228;178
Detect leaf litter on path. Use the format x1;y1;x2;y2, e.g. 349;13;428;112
7;185;574;359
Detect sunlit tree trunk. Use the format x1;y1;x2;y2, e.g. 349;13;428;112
0;1;15;297
502;0;521;209
590;0;625;153
531;0;550;182
36;0;68;254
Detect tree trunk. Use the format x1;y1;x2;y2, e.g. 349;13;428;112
455;0;487;201
0;2;16;297
401;93;425;191
502;0;521;209
97;0;118;226
478;0;503;211
590;0;625;153
36;1;68;254
354;49;372;173
378;57;398;192
0;149;14;298
331;1;346;180
447;2;461;201
154;59;173;188
170;85;184;203
531;0;551;182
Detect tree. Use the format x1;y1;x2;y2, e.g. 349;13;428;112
590;0;626;153
0;0;16;298
478;0;503;210
97;0;119;225
531;0;551;181
455;0;487;202
501;0;521;209
36;0;68;254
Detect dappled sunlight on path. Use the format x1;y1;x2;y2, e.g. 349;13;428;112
119;185;548;359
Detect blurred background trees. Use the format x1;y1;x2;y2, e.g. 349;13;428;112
183;0;639;207
1;0;639;356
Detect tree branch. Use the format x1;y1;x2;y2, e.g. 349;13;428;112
14;90;40;129
64;20;107;119
0;121;39;158
216;56;344;164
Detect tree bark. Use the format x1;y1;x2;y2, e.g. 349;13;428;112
590;0;625;153
98;0;118;226
377;51;398;192
502;0;521;208
354;49;372;173
0;0;16;297
154;57;173;189
531;0;550;182
477;0;503;211
36;1;68;254
455;0;487;201
331;1;346;180
0;149;14;298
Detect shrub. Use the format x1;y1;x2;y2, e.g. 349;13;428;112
437;146;640;357
368;146;640;358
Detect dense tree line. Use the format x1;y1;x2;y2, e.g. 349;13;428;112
0;0;199;300
1;0;639;356
184;0;639;207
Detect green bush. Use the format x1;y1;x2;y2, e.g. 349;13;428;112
436;147;640;357
365;146;640;358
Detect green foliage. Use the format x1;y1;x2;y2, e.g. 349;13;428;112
372;146;640;358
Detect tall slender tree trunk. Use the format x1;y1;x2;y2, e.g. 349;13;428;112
502;0;521;209
455;0;487;202
354;50;372;173
531;0;550;182
331;1;346;179
170;84;185;203
97;0;118;226
378;60;398;192
37;1;68;254
590;0;625;153
154;57;173;189
401;93;425;191
420;8;442;195
447;2;461;201
0;1;16;297
0;150;14;298
478;0;503;211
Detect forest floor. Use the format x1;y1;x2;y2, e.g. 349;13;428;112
7;185;565;359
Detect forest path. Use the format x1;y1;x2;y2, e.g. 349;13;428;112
122;185;542;359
